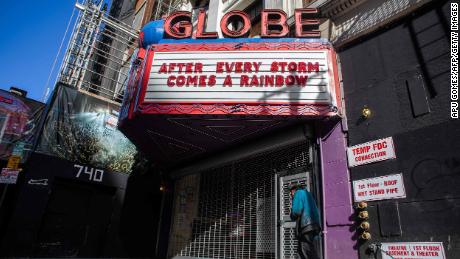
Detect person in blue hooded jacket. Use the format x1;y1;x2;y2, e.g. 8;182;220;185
290;184;321;259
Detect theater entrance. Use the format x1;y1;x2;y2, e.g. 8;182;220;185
166;126;323;259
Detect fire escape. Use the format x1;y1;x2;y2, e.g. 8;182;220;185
152;0;192;20
53;0;139;104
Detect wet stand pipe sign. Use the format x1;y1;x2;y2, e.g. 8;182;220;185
353;173;406;202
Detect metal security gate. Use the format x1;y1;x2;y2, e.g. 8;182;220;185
277;172;311;259
168;141;317;259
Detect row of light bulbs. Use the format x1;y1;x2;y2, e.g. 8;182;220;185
356;201;371;240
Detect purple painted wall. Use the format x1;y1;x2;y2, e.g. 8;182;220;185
318;119;357;259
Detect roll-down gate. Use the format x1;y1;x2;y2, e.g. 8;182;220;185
168;138;322;259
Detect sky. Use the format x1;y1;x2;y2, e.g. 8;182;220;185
0;0;77;102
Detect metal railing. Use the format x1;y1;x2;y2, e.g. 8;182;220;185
153;0;190;20
55;0;139;104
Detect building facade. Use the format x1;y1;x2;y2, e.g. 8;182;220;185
119;0;458;258
0;87;45;250
1;0;456;258
333;0;458;258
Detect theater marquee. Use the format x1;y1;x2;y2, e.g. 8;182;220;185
148;50;333;104
124;41;341;117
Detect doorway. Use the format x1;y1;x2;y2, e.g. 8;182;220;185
167;138;323;259
277;170;322;259
34;178;116;257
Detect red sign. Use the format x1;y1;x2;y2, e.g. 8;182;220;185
164;8;320;39
126;41;341;117
156;58;321;90
381;242;446;259
0;168;20;184
353;174;406;202
347;137;396;167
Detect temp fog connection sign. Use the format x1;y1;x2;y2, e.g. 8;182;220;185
145;50;335;104
347;137;396;167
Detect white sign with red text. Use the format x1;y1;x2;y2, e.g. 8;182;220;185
0;168;20;184
146;50;336;105
353;173;406;202
381;242;446;259
347;137;396;167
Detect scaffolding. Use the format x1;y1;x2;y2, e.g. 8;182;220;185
152;0;191;20
54;0;139;104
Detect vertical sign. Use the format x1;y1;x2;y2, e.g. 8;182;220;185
381;242;446;259
347;137;396;167
353;173;406;202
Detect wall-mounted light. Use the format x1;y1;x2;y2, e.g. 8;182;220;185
357;201;368;209
355;201;371;241
359;221;370;230
360;231;372;240
361;105;372;119
358;211;369;220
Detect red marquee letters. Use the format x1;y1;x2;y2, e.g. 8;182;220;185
164;11;192;39
220;10;251;38
261;9;289;38
195;9;218;39
295;8;321;38
163;8;320;39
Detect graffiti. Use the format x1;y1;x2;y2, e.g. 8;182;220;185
27;179;49;186
410;157;460;198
